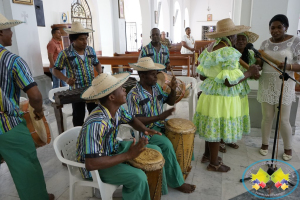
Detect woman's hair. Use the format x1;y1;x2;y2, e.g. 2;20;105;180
269;14;289;28
185;27;190;31
234;42;250;64
69;33;89;43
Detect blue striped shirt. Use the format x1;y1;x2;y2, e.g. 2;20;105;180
127;82;169;139
54;44;99;90
0;44;37;134
76;104;133;179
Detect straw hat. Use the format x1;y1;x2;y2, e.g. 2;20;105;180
239;31;259;43
129;57;165;71
0;13;23;30
64;21;94;34
81;72;130;100
206;18;250;39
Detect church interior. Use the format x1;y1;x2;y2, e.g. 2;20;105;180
1;0;300;199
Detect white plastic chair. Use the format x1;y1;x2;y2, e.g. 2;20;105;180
48;87;72;131
53;127;119;200
176;77;198;121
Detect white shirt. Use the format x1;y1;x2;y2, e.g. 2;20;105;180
180;35;195;54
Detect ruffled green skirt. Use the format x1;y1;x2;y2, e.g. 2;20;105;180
193;93;245;143
241;95;250;135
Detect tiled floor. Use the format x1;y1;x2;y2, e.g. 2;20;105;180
1;98;300;200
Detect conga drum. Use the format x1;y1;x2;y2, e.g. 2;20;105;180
128;148;165;200
19;98;51;148
157;72;186;103
165;118;196;180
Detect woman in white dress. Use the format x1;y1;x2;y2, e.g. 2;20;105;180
181;27;195;54
258;14;300;161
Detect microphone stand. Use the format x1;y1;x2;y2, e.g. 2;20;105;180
240;53;296;187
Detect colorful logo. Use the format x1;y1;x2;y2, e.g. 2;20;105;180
62;13;67;23
242;159;299;199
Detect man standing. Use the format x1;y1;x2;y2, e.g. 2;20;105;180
53;22;102;126
47;27;67;88
0;13;54;200
160;31;171;49
140;28;170;72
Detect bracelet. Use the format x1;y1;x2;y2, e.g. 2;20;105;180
290;64;293;70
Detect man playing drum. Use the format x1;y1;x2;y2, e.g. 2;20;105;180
127;57;196;193
0;13;54;200
77;72;163;200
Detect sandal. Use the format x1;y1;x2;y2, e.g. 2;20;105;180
201;155;223;163
219;143;226;153
227;143;239;149
207;163;231;172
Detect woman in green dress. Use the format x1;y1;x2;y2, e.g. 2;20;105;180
218;31;261;153
194;19;261;172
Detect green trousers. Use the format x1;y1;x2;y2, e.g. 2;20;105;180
0;121;48;200
98;141;164;200
149;126;185;189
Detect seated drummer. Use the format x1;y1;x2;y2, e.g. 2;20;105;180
127;57;196;193
76;72;163;200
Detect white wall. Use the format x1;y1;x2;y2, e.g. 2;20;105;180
232;0;242;25
2;0;44;77
287;0;300;35
189;0;233;40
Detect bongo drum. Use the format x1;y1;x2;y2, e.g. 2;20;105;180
128;148;165;200
157;72;186;103
19;98;51;148
165;118;196;180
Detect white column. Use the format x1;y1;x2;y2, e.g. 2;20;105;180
287;0;300;35
139;0;152;45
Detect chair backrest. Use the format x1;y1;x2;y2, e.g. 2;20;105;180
53;126;83;175
177;77;197;91
48;86;69;102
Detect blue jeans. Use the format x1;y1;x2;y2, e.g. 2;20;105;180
49;68;67;88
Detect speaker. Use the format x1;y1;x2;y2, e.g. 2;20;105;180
34;0;45;27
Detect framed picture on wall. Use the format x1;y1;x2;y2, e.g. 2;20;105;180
12;0;33;5
118;0;125;19
207;14;212;21
154;11;158;24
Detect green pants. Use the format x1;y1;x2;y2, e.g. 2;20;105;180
98;141;165;200
149;127;185;189
0;121;48;200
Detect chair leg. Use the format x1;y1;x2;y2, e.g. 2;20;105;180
189;98;194;121
69;182;75;200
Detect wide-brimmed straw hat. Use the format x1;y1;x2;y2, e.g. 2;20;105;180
238;31;259;43
81;72;130;100
129;57;165;71
206;18;250;39
64;21;94;34
0;13;23;30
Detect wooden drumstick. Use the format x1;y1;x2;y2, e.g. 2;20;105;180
258;50;282;66
239;58;249;70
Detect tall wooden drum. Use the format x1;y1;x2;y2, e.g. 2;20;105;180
128;149;165;200
165;118;196;180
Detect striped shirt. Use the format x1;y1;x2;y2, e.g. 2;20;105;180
76;104;133;179
127;82;168;139
0;44;37;134
54;44;99;90
140;42;170;72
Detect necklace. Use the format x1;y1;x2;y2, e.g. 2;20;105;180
272;35;286;43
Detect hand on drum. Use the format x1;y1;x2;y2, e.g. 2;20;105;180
144;128;162;136
168;75;178;90
66;77;76;86
159;107;175;120
127;137;148;160
33;109;44;120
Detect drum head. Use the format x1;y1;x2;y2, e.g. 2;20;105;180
28;105;48;143
166;118;196;134
128;148;165;171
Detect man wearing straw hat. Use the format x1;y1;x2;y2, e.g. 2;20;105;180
52;21;102;127
0;13;54;200
77;72;163;200
127;57;196;193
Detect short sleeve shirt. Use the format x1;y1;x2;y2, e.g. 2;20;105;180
139;42;169;72
76;104;133;179
47;38;62;68
126;82;169;139
0;44;37;134
54;44;100;90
